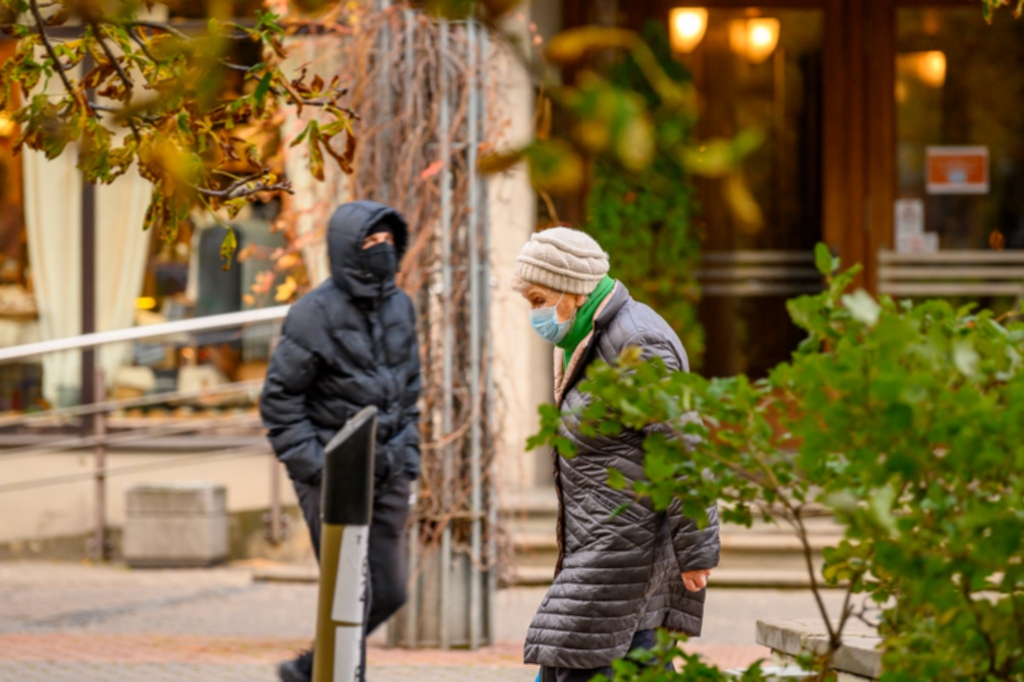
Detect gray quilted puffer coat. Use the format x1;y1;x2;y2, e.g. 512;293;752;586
523;282;721;669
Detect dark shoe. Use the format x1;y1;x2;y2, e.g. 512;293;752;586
278;649;314;682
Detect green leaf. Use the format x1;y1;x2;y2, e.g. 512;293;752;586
525;139;584;195
253;71;272;113
606;467;628;490
953;341;979;377
814;242;834;276
842;289;881;327
219;227;238;270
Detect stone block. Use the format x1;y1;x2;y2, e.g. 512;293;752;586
756;618;882;680
124;482;228;568
126;482;226;516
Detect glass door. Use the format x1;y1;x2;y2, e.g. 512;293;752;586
673;7;826;377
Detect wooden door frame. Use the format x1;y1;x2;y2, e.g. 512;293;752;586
860;0;978;292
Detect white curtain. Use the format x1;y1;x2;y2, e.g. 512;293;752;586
23;149;83;406
22;157;152;405
21;49;153;404
96;170;152;384
282;36;352;287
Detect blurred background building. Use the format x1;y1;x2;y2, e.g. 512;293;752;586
0;0;1022;590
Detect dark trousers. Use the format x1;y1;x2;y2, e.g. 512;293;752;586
294;474;412;640
540;629;659;682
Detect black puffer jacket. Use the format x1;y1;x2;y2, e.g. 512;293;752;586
523;282;720;669
260;201;421;489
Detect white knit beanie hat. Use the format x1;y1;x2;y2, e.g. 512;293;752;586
513;227;610;295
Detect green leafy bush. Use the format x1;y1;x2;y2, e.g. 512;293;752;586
531;244;1024;680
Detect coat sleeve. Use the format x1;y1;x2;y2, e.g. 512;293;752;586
260;330;325;484
394;320;422;479
667;498;721;573
625;333;721;574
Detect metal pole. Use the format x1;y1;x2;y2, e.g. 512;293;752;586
480;27;497;646
378;0;392;204
438;16;453;651
92;366;106;562
312;407;377;682
81;53;96;421
269;453;282;545
403;6;419;652
466;16;483;652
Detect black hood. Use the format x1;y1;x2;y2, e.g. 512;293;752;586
327;201;409;299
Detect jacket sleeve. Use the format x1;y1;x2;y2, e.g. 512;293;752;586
260;331;325;484
394;324;422;479
626;332;721;574
668;498;721;573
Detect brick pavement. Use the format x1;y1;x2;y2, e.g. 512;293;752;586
0;561;798;681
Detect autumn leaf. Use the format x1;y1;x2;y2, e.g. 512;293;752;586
477;149;524;174
275;253;300;270
220;227;238;270
308;125;325;181
722;172;764;234
420;160;444;180
546;27;637;65
252;270;275;295
275;276;298;302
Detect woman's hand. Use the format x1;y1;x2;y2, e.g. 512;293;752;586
681;569;711;592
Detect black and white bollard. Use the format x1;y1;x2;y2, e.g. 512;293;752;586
312;406;377;682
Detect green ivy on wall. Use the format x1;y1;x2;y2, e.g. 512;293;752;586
585;21;705;365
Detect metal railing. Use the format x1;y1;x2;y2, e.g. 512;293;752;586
0;306;289;363
696;250;825;297
878;250;1024;299
0;306;289;560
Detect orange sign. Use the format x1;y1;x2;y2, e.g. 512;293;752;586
926;146;989;195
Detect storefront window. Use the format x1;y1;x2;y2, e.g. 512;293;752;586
0;18;287;414
896;8;1024;251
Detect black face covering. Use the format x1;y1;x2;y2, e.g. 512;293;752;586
361;242;397;281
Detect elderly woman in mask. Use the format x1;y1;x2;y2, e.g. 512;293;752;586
514;226;720;682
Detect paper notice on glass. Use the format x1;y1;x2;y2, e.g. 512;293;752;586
897;231;939;254
895;199;924;238
926;146;989;195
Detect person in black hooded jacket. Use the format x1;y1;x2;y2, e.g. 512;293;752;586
260;201;421;682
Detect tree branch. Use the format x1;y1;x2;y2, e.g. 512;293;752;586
29;0;76;99
194;174;293;200
90;23;133;93
87;22;142;141
90;102;160;124
127;28;158;64
124;20;188;41
793;505;839;649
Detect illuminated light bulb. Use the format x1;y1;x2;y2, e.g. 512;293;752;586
669;8;708;53
0;112;15;138
917;50;946;88
745;18;780;63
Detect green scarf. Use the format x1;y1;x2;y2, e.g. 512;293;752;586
556;275;616;370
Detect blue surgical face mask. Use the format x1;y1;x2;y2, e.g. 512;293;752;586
529;295;574;344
